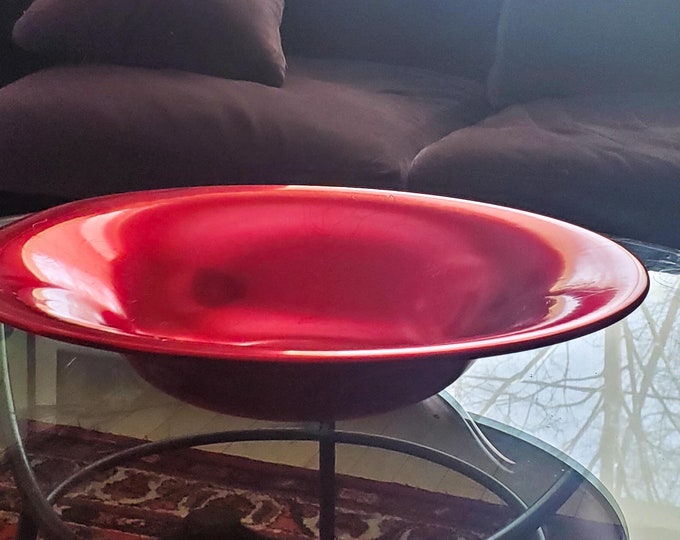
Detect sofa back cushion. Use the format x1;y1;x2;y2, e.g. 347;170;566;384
12;0;287;86
489;0;680;107
281;0;503;81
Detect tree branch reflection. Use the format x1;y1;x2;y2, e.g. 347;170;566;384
448;271;680;506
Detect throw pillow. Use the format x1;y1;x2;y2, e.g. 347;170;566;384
488;0;680;107
12;0;286;86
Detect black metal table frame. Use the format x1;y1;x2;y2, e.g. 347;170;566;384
1;329;584;540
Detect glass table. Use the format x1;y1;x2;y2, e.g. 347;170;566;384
0;204;673;539
1;325;631;540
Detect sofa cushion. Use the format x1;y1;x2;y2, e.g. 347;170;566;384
282;0;503;81
12;0;286;86
408;93;680;249
0;57;490;200
489;0;680;107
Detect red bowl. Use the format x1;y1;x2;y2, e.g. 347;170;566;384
0;186;648;420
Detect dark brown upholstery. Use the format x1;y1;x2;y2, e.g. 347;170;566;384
409;92;680;248
2;0;679;249
0;0;48;87
489;0;680;107
281;0;502;81
12;0;287;86
0;57;490;199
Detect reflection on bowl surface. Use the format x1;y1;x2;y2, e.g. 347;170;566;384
109;193;565;349
0;186;648;420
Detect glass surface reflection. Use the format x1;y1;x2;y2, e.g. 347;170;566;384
447;251;680;539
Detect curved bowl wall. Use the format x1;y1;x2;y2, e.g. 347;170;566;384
0;186;648;420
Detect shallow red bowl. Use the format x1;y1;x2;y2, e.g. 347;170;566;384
0;186;648;420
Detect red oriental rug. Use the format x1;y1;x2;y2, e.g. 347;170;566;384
0;423;623;539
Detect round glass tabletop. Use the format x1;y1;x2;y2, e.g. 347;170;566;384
0;329;630;540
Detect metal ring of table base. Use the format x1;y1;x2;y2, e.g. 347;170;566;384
4;422;583;540
1;331;581;540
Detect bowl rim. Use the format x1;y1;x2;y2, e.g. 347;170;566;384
0;185;649;364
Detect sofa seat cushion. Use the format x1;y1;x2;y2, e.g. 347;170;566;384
408;93;680;249
0;57;490;200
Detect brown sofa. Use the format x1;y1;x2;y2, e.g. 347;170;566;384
1;0;679;248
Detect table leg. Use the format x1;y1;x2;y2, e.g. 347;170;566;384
16;512;39;540
318;421;336;540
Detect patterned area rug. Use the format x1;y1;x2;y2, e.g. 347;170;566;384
0;423;622;539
